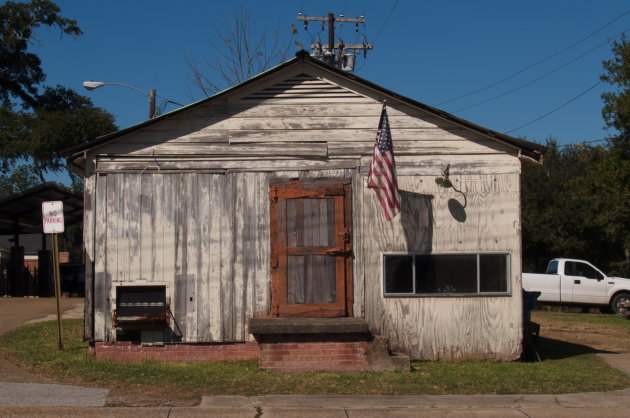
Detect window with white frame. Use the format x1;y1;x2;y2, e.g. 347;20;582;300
383;253;510;296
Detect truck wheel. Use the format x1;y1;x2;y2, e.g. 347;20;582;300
610;293;630;315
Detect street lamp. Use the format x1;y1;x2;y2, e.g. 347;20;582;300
82;81;157;119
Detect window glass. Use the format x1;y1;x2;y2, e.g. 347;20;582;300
416;255;477;294
384;255;413;293
480;254;508;292
383;253;510;296
576;262;602;280
565;262;577;276
546;260;558;274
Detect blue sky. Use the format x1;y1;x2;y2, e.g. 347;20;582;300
28;0;630;182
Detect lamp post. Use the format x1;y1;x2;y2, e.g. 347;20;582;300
83;81;157;119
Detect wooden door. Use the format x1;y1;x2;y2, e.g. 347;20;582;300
270;179;353;317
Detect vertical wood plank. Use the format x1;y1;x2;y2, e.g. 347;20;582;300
139;173;153;280
150;174;164;283
287;255;304;304
160;174;178;338
351;170;364;317
185;173;199;342
295;199;304;246
82;173;96;340
173;173;189;341
232;173;245;340
93;173;109;341
202;174;222;340
233;172;259;340
343;182;354;316
126;174;142;281
286;199;296;248
304;199;315;246
195;173;211;341
253;172;271;318
220;173;235;339
304;255;314;303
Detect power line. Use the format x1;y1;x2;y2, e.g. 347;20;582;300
452;29;629;113
372;0;399;43
354;1;400;73
505;80;603;134
557;138;608;148
436;9;630;106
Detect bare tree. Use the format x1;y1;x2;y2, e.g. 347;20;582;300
189;5;299;97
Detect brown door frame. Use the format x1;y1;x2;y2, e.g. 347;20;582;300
270;178;353;317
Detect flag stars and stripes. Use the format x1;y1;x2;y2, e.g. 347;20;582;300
368;106;401;221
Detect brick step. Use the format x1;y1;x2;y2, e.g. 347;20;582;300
249;318;410;373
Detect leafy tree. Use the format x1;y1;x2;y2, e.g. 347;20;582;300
601;35;630;145
21;86;116;180
0;163;39;198
599;35;630;274
522;37;630;277
0;0;81;107
0;0;116;183
521;141;627;275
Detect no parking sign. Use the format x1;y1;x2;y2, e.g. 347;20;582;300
42;201;64;234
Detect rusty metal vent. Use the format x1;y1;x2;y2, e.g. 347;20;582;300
114;285;168;325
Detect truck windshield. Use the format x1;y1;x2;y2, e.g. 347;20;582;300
546;260;558;274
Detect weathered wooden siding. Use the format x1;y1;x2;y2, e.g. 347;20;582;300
89;168;362;342
82;159;96;340
84;62;526;359
90;71;518;163
361;171;523;360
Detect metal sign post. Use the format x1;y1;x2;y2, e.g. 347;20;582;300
42;201;65;350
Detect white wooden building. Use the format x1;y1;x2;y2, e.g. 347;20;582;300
68;51;545;361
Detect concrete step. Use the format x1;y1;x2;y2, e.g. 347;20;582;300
367;335;410;372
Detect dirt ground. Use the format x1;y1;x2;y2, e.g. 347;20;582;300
0;297;83;334
0;297;84;384
532;310;630;354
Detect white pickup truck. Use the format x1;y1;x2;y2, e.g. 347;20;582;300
522;258;630;315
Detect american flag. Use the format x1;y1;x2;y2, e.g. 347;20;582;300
368;106;401;221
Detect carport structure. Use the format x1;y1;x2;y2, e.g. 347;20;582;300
0;183;83;296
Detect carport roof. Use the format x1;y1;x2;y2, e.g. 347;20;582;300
0;183;83;236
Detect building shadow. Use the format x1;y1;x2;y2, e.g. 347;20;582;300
400;191;433;252
536;336;618;360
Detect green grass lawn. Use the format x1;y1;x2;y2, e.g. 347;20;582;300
0;317;628;401
532;310;630;328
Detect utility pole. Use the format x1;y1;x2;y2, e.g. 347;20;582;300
297;12;373;72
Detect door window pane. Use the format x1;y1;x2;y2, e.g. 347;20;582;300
288;255;336;304
286;198;335;247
